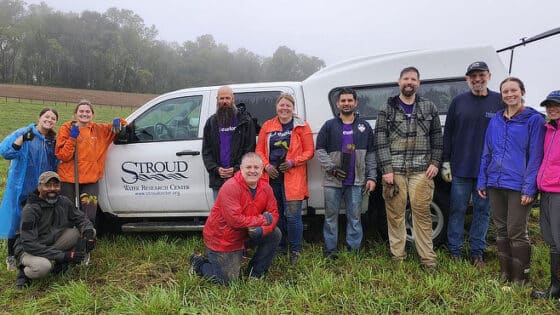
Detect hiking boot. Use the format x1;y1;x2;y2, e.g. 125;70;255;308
189;253;207;276
422;263;437;273
324;251;338;260
471;256;486;268
532;253;560;299
15;265;30;290
52;262;70;275
289;251;300;264
6;255;17;271
450;255;462;263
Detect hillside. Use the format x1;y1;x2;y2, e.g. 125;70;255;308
0;84;158;107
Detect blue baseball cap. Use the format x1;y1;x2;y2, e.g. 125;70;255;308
540;90;560;106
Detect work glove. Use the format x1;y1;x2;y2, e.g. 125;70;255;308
441;162;452;183
111;118;122;133
247;226;263;239
83;229;96;252
278;160;294;172
63;250;85;263
262;212;273;225
331;167;347;181
70;124;80;139
265;164;280;179
22;128;35;142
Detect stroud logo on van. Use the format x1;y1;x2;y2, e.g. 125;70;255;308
121;160;189;184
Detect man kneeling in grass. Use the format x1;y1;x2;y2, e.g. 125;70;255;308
190;152;281;284
13;171;96;290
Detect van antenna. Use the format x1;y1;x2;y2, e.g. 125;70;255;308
496;27;560;74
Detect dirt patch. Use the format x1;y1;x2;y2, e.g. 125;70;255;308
0;84;158;107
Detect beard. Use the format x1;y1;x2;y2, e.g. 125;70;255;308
217;105;237;127
45;192;59;204
400;85;417;97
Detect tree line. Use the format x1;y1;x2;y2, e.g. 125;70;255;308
0;0;326;94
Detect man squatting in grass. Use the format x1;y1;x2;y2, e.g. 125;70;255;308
190;152;281;284
442;61;502;267
14;171;96;290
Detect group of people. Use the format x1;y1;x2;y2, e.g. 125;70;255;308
1;63;559;302
190;61;560;303
0;100;126;289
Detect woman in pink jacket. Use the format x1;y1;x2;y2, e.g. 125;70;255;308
533;90;560;301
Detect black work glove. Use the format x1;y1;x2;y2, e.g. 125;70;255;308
83;229;96;252
262;212;273;225
23;128;35;142
64;250;85;263
247;227;263;239
331;167;347;181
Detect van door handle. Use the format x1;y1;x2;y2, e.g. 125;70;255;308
176;150;200;156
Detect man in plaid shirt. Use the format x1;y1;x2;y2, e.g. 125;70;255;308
374;66;443;270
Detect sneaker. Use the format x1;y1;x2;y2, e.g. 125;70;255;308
189;253;207;276
470;256;486;268
15;266;30;290
289;251;300;264
6;255;17;271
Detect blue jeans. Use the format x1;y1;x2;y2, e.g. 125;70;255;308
323;185;363;254
447;176;490;257
200;227;281;284
271;181;303;253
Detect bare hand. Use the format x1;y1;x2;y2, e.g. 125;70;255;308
478;189;487;199
382;173;394;185
364;180;376;193
218;167;234;179
425;165;438;179
521;195;534;206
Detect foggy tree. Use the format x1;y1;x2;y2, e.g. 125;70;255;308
0;0;326;93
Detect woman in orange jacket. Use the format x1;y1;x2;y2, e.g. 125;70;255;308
256;93;314;263
55;99;126;225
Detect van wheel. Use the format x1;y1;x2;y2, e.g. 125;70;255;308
95;208;122;236
405;201;447;247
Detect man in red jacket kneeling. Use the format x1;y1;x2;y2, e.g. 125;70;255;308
190;152;281;284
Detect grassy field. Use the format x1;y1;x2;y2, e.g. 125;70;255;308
0;98;558;313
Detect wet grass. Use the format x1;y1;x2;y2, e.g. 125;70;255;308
0;99;557;313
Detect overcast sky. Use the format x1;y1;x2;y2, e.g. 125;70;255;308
25;0;560;106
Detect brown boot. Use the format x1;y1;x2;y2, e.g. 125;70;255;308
511;243;531;285
496;238;511;282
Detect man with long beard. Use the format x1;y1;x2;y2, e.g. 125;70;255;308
374;67;443;271
13;171;95;289
202;86;256;199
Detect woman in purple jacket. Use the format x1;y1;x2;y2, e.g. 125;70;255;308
532;90;560;300
477;77;545;285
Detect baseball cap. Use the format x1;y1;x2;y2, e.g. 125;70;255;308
540;90;560;106
466;61;489;75
38;171;60;184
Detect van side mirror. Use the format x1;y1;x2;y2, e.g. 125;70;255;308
114;125;130;144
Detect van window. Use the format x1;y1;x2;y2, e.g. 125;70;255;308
234;91;282;133
328;79;469;119
131;96;203;143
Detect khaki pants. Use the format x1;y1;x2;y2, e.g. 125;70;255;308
20;228;80;279
384;173;436;266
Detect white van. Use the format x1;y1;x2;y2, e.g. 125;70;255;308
97;46;508;244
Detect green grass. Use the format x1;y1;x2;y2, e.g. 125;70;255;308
0;98;558;313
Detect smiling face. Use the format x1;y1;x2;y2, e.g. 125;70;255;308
74;104;94;125
466;70;491;95
276;96;295;123
545;102;560;121
500;80;525;107
37;110;58;132
240;154;263;188
38;178;61;204
336;93;357;116
398;70;420;98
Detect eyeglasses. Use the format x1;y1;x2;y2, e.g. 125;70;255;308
42;182;61;189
